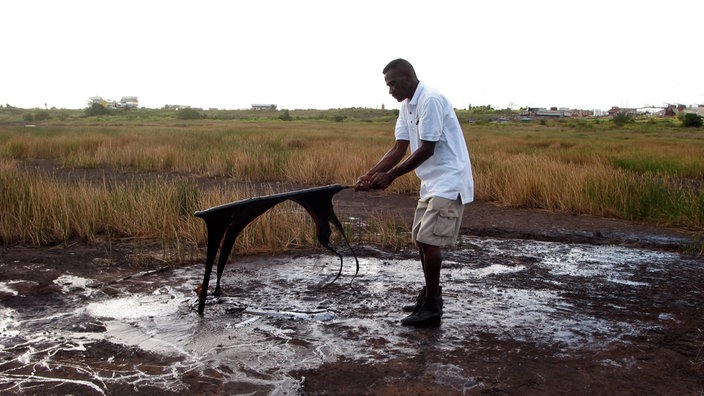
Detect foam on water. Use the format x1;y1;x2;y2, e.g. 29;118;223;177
86;287;186;320
53;274;98;297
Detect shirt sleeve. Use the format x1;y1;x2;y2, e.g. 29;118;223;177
394;107;410;141
418;96;444;142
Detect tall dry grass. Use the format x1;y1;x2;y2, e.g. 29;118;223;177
0;161;342;258
469;123;704;228
1;119;702;257
1;122;419;190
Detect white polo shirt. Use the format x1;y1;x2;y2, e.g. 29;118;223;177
394;82;474;204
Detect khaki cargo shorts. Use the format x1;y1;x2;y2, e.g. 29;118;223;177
411;196;465;247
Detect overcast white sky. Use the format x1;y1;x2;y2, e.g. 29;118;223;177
2;0;702;111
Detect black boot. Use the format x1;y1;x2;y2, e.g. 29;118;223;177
402;286;426;312
402;286;443;312
400;296;443;327
402;286;444;313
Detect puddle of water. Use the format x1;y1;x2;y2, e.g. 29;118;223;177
0;237;702;394
86;287;187;320
456;262;527;278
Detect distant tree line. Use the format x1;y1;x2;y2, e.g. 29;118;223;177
0;103;701;128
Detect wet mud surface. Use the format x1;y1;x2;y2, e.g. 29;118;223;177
1;233;703;395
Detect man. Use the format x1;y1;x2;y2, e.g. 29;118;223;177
355;58;474;327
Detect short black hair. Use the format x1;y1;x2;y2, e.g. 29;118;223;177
383;58;417;79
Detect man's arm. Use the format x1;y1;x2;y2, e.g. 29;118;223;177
355;140;409;191
370;139;435;190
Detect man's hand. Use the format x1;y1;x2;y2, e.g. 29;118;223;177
370;171;394;190
355;174;374;191
354;140;409;192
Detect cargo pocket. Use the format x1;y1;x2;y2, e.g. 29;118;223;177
433;208;459;237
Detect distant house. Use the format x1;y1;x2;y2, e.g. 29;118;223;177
251;104;277;111
88;96;138;109
88;96;118;109
607;106;637;117
661;103;688;117
89;96;106;106
681;105;704;117
119;96;139;108
527;107;572;117
636;106;666;116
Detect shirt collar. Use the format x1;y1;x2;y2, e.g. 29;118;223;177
408;82;424;107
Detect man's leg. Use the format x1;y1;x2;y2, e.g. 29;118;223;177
402;241;427;312
401;241;444;326
401;196;463;326
402;201;430;312
419;242;441;299
402;241;433;312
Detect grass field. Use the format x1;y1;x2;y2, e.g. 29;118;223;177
1;108;702;258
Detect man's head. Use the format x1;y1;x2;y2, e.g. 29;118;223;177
383;58;419;102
